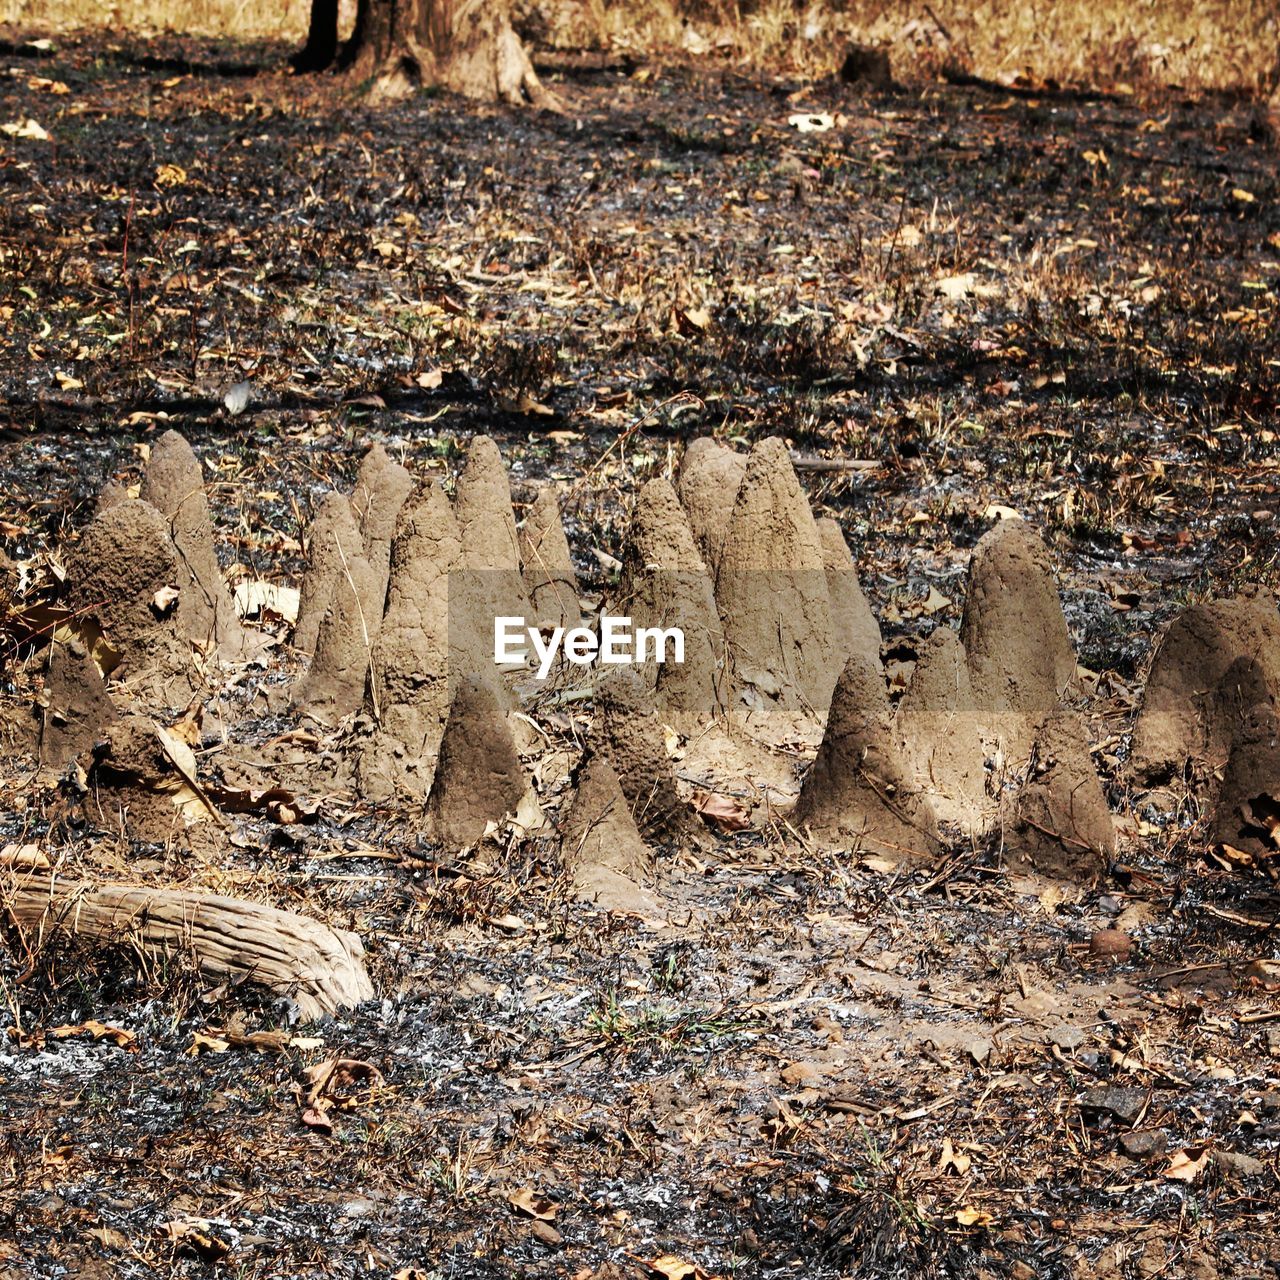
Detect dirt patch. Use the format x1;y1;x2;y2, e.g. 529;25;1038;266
959;516;1077;762
293;490;366;658
427;675;531;850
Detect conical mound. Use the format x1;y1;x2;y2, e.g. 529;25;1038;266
65;499;197;707
793;650;940;862
617;477;725;729
676;437;747;573
596;665;701;845
427;676;530;849
140;429;245;656
38;638;117;771
560;750;660;914
958;517;1076;761
715;437;836;720
351;443;413;615
294;491;368;657
1213;701;1280;861
356;481;461;801
453;434;531;629
290;552;380;725
1130;597;1280;794
519;485;579;633
894;627;987;834
1009;708;1115;882
816;517;882;672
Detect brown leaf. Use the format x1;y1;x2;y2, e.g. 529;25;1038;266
300;1106;334;1134
508;1187;558;1221
1163;1148;1210;1182
49;1020;136;1050
692;790;751;832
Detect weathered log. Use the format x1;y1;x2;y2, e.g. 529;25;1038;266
1;870;373;1021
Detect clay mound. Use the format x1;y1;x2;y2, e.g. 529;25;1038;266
140;429;245;656
454;434;531;624
560;750;660;915
82;713;219;845
714;437;836;719
617;477;725;728
427;676;531;849
596;665;701;845
1009;708;1115;882
65;500;197;707
351;443;414;612
290;552;380;725
95;480;128;516
519;485;579;632
1130;597;1280;793
676;437;747;573
39;638;117;771
816;517;882;671
894;627;987;834
1213;702;1280;860
294;492;367;657
959;517;1076;761
793;650;940;862
356;480;461;801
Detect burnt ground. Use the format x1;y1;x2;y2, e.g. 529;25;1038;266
2;28;1280;1280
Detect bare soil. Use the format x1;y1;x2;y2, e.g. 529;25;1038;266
1;31;1280;1280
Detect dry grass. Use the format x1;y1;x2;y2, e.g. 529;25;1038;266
1;0;1277;93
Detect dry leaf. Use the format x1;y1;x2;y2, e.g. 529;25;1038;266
954;1206;993;1227
1163;1148;1210;1182
151;584;180;616
188;1032;230;1055
692;790;751;832
508;1188;558;1221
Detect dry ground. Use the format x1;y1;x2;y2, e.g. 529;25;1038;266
0;27;1279;1280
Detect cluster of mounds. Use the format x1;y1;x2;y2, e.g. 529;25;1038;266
25;427;1280;932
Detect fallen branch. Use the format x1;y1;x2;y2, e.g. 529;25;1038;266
2;869;373;1021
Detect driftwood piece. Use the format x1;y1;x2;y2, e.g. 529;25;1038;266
2;870;373;1021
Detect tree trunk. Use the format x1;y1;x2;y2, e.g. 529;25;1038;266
296;0;557;109
293;0;339;72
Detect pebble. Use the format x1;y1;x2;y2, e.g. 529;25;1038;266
1089;929;1133;962
1213;1149;1266;1180
1119;1130;1167;1160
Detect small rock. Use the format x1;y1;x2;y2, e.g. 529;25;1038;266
1047;1025;1086;1052
1081;1086;1147;1125
1267;1027;1280;1057
1089;929;1133;962
780;1060;821;1087
1010;1264;1036;1280
1212;1149;1266;1180
223;379;253;416
1119;1130;1167;1160
530;1220;562;1247
1096;895;1122;915
1253;1089;1280;1112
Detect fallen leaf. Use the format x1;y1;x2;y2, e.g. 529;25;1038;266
692;790;751;832
508;1188;558;1221
1163;1148;1210;1182
2;118;51;140
954;1206;993;1227
152;584;180;616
